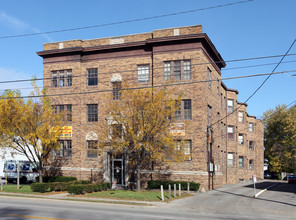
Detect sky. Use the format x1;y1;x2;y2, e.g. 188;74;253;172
0;0;295;118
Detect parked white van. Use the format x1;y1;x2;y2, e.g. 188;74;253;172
3;160;39;183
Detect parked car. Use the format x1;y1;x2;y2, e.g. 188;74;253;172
287;175;296;184
264;173;271;179
3;160;39;183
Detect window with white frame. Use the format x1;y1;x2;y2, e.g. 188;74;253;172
238;133;244;145
227;153;234;166
228;99;234;113
137;65;149;83
227;126;234;140
249;123;254;132
238;111;244;123
175;140;192;161
163;60;191;80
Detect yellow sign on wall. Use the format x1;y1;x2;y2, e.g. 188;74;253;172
60;126;72;137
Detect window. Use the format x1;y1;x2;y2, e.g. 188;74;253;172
87;68;98;86
239;156;244;167
227;153;234;166
137;65;149;83
175;100;192;120
238;111;244;123
238;133;244;145
51;70;72;88
217;79;220;95
176;140;192;161
112;82;121;100
249;159;254;169
53;140;72;158
87;140;98;159
207;68;212;88
87;104;98;122
163;60;191;80
66;105;72;122
227;126;234;139
249;123;254;132
208;105;212;125
249;141;254;150
227;99;234;113
53;104;72;122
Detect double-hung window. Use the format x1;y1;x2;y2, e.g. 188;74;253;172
228;99;234;113
87;104;98;122
239;156;244;167
53;140;72;158
228;153;234;166
53;104;72;122
238;133;244;145
249;141;254;150
249;123;254;132
87;140;98;159
238;111;244;123
249;160;254;169
175;100;192;120
87;68;98;86
207;68;212;88
137;65;150;83
164;60;191;80
112;82;121;100
175;140;192;161
227;126;234;140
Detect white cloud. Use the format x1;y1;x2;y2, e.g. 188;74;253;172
0;11;53;42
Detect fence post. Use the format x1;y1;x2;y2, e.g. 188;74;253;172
17;163;20;190
179;183;181;197
1;177;3;191
174;184;176;198
161;185;164;202
168;184;171;199
187;182;190;192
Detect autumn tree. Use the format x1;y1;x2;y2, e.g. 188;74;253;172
0;84;65;182
263;104;296;173
98;86;186;191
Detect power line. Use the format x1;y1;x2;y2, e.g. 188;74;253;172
1;52;296;86
0;0;254;39
0;69;294;100
209;38;296;127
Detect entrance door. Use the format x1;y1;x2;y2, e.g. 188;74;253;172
112;155;124;186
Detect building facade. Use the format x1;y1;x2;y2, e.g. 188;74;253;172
37;25;264;189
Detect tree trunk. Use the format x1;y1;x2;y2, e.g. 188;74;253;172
38;169;43;183
137;168;141;191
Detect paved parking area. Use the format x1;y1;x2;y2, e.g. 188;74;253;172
166;180;296;219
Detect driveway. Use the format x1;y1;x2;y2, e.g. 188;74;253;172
165;180;296;219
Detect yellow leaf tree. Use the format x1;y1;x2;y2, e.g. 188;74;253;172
98;86;185;191
0;84;65;182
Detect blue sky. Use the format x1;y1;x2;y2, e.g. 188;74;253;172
0;0;295;118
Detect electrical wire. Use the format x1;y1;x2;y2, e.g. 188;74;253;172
0;0;254;39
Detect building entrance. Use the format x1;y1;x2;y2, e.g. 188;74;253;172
112;154;125;186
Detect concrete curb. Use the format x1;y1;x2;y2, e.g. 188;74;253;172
255;183;279;198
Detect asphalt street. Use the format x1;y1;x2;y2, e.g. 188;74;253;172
0;180;295;220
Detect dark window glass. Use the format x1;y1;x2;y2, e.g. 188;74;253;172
87;104;98;122
88;69;98;86
113;82;121;100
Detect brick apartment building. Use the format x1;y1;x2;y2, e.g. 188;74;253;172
37;25;264;189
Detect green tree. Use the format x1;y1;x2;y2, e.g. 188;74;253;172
263;105;296;173
98;86;186;191
0;84;65;182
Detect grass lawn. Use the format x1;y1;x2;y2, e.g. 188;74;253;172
86;190;192;202
1;184;33;194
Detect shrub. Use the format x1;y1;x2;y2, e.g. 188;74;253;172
99;182;110;190
30;183;50;193
36;176;77;183
147;180;200;191
50;182;72;191
73;180;92;185
67;184;85;194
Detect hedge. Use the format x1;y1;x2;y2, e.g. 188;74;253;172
147;180;200;191
73;180;91;185
30;183;51;193
66;183;110;194
36;176;77;183
67;184;85;194
50;182;72;191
